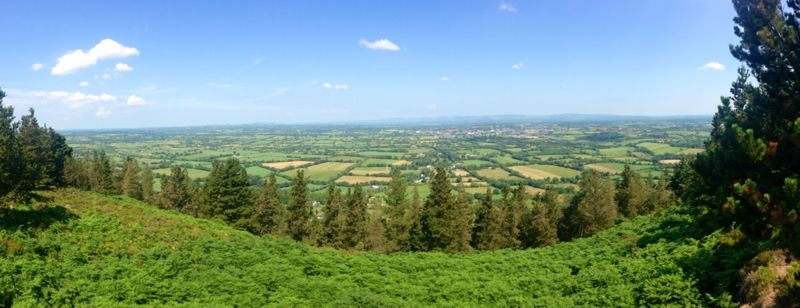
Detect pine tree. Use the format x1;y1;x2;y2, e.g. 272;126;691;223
420;167;467;251
16;109;45;196
320;182;344;247
121;157;143;200
616;164;647;219
405;186;425;251
688;0;800;250
342;186;368;249
449;185;473;251
253;174;286;236
502;185;527;249
384;167;408;251
158;167;195;214
286;169;313;242
201;158;254;230
140;163;154;203
364;198;388;252
521;189;562;248
63;156;90;190
90;151;116;194
472;186;493;249
562;170;617;240
0;88;23;203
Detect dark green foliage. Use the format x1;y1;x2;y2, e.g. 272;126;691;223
384;167;407;252
404;187;424;251
562;170;617;240
63;156;90;190
420;167;467;252
121;157;143;200
140;163;154;203
688;0;800;253
286;170;313;242
158;167;196;214
617;164;647;219
201;158;253;230
253;174;286;236
502;185;527;249
90;151;116;194
0;89;22;203
521;189;562;248
320;182;344;247
342;186;368;249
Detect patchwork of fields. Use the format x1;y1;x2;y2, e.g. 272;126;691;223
65;119;708;197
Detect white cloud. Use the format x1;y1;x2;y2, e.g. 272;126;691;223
114;63;133;72
33;90;116;108
102;73;112;80
31;63;44;71
426;104;438;110
701;61;725;71
512;62;524;70
359;39;400;51
323;82;349;90
499;1;517;12
51;39;139;75
95;106;112;118
78;81;89;87
126;95;145;105
440;76;449;81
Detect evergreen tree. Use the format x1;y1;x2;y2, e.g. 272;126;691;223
405;186;425;251
121;157;143;200
688;0;800;251
342;186;368;249
420;167;465;251
63;156;91;190
0;88;23;203
286;169;313;242
320;182;344;247
562;170;617;240
253;174;286;236
616;164;647;219
158;167;195;214
140;163;154;203
364;198;388;252
43;127;71;187
471;186;493;249
90;151;116;194
201;158;253;230
502;185;527;249
384;167;408;251
449;185;473;251
521;189;562;248
15;109;45;196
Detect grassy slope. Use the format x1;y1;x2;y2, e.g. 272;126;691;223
0;189;738;306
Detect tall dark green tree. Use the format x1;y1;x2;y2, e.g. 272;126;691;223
159;167;196;214
405;186;425;251
420;167;468;252
616;165;647;219
0;88;23;203
502;185;527;249
472;186;493;249
253;174;286;236
562;170;617;240
689;0;800;251
140;163;154;203
521;189;562;248
384;167;408;251
342;186;368;249
121;157;143;200
286;169;313;242
90;151;116;194
201;158;253;229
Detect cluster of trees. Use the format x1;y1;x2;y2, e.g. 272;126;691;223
677;0;800;255
0;88;72;204
65;146;670;252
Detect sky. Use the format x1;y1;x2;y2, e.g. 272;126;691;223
0;0;740;129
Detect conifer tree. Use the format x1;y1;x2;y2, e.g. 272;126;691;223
121;157;143;200
201;158;253;230
342;186;368;249
688;0;800;250
521;189;562;248
405;186;425;251
449;185;473;251
364;198;388;252
321;182;344;247
90;151;116;194
420;167;466;251
472;186;493;249
502;185;527;249
63;156;90;190
140;163;154;203
616;164;646;219
253;174;286;236
384;167;408;251
0;88;23;203
562;170;617;240
286;169;313;242
159;167;195;214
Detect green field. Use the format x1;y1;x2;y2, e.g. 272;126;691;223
153;168;209;179
510;164;581;179
637;142;682;156
475;168;522;181
283;162;355;182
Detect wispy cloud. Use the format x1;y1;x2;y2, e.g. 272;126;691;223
78;81;89;87
499;1;517;12
359;39;400;51
95;106;112;117
52;39;139;75
440;76;450;81
511;62;524;70
31;90;117;108
31;63;44;71
114;62;133;72
126;95;145;105
323;82;349;90
701;61;725;71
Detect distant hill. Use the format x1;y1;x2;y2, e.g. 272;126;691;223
0;189;746;306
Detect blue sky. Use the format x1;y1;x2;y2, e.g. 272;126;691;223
1;0;739;129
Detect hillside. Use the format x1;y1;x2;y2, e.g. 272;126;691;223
1;189;747;306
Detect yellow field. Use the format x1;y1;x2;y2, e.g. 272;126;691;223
393;160;412;166
350;166;390;176
336;175;392;184
452;169;471;177
583;164;619;173
525;186;546;196
659;159;681;165
262;160;314;170
510;166;558;179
